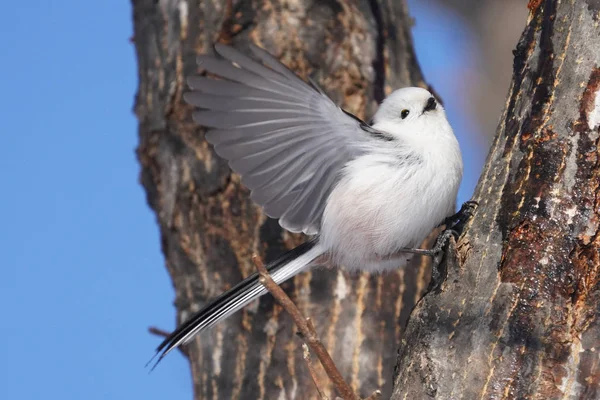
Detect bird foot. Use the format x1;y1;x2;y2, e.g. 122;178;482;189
401;200;478;292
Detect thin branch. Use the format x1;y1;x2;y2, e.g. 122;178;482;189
148;326;171;338
252;255;357;399
364;390;382;400
302;343;329;400
252;254;381;400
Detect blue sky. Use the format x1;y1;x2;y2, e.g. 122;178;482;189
0;1;484;399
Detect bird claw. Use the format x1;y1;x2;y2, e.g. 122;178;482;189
400;200;477;291
426;229;458;293
429;200;478;292
443;200;478;230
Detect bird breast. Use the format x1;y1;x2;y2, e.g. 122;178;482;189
319;150;460;272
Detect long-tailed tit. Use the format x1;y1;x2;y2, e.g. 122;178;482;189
150;44;464;366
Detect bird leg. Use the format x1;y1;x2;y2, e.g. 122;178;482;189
398;200;478;291
399;200;478;257
399;229;458;257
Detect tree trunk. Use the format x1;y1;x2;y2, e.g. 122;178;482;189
392;1;600;398
132;0;429;398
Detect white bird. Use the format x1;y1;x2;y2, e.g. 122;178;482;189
150;43;465;367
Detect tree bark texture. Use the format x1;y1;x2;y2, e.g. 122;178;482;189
393;1;600;399
132;1;429;398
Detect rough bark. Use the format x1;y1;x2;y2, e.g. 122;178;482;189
132;1;428;398
393;1;600;399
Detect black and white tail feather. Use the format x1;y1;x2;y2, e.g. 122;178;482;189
149;239;323;369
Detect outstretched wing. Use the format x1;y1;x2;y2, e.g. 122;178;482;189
184;44;375;235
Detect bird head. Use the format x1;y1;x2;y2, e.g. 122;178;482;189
371;87;451;139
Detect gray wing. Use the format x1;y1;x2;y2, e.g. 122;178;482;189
184;44;371;235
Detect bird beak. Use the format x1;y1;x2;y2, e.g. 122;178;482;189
423;97;437;113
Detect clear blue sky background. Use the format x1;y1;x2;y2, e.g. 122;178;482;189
0;1;485;399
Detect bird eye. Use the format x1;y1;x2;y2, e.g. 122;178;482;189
401;109;410;119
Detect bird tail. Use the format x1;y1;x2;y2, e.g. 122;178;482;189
149;238;324;369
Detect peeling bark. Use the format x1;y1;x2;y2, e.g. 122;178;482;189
131;1;428;398
393;1;600;398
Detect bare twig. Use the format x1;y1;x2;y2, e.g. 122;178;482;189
148;326;171;338
253;254;380;400
302;343;329;400
364;390;382;400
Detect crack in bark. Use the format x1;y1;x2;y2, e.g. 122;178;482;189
368;0;386;103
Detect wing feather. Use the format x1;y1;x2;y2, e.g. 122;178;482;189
185;92;305;112
248;45;310;85
185;44;376;234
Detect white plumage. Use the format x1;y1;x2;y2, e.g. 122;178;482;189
321;88;462;271
150;45;463;366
